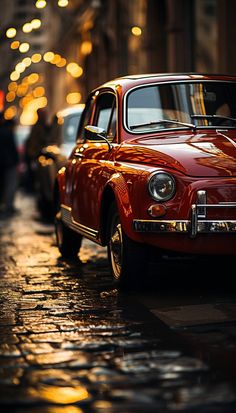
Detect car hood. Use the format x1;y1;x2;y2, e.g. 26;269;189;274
122;130;236;177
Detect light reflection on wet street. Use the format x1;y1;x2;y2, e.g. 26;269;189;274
0;192;236;412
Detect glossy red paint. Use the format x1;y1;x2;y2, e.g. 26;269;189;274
56;74;236;258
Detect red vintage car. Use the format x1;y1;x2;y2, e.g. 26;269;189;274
55;73;236;287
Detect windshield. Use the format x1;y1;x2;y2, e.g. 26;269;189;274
126;81;236;132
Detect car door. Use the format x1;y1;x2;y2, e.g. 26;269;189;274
64;95;94;206
70;90;117;232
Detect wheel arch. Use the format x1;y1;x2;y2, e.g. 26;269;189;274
54;167;66;203
99;173;141;245
99;185;116;245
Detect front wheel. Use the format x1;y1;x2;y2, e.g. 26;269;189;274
55;211;82;259
107;203;147;289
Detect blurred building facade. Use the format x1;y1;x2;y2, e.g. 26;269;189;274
0;0;59;123
1;0;236;122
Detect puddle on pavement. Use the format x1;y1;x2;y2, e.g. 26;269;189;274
1;193;236;411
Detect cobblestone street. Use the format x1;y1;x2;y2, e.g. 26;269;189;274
0;192;236;412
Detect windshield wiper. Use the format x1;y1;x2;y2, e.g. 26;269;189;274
191;114;236;124
130;119;196;131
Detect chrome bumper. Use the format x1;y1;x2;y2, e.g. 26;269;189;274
133;201;236;238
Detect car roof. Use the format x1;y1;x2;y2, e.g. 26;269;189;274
97;73;236;91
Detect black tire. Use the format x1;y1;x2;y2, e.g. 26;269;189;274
107;203;146;289
55;211;82;259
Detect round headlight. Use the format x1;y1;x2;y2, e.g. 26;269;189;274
148;172;176;201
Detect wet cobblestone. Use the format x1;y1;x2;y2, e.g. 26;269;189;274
0;192;236;412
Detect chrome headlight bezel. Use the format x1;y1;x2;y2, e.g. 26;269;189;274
148;171;176;202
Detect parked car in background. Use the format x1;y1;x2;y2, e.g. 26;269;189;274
15;124;31;186
36;104;84;220
54;73;236;288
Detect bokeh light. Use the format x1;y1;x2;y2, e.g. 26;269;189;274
4;106;17;120
28;73;40;84
31;53;42;63
43;51;55;62
35;0;47;9
19;43;30;53
80;41;93;55
10;41;20;50
31;19;42;29
6;28;17;38
22;57;32;67
10;71;20;81
66;92;82;104
66;62;83;78
131;26;142;36
58;0;69;7
56;57;67;67
6;91;16;102
8;82;18;92
22;23;32;33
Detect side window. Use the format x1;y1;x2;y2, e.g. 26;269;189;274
93;92;116;140
107;105;116;139
77;96;94;142
63;114;81;143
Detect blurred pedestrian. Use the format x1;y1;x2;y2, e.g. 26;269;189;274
24;108;50;192
0;113;20;217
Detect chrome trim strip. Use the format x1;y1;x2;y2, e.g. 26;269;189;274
133;219;236;234
196;190;207;218
133;220;189;233
191;205;198;237
61;204;99;240
134;200;236;237
194;203;236;208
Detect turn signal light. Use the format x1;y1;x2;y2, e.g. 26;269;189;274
148;204;166;217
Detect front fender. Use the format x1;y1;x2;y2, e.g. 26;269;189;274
105;171;146;242
56;166;66;205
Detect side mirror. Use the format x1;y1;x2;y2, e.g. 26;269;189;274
84;125;113;152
